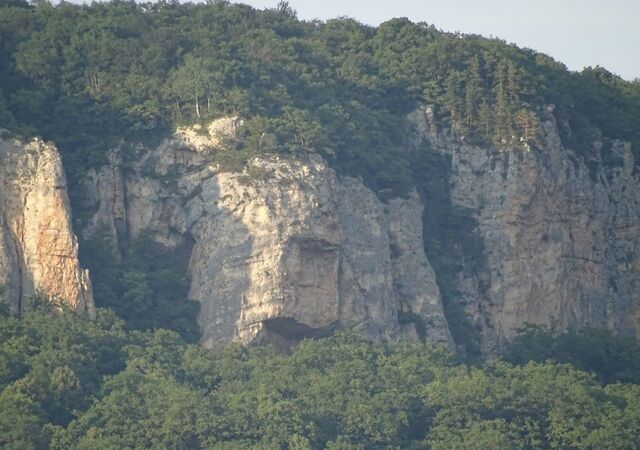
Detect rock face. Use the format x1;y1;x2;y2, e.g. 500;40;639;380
0;136;94;316
386;194;453;344
174;116;245;152
410;106;640;352
4;106;637;353
81;130;453;348
78;108;640;353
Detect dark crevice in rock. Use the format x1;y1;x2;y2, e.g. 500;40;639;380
262;317;338;341
414;143;486;357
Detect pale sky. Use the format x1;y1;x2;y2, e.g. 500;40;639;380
234;0;640;80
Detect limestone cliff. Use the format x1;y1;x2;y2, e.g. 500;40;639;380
0;135;94;316
77;107;640;354
81;129;453;348
411;106;640;352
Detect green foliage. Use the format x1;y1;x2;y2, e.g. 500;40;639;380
1;0;637;200
58;370;202;449
0;389;49;450
80;229;200;342
504;325;640;384
424;362;640;450
0;307;639;450
0;305;128;446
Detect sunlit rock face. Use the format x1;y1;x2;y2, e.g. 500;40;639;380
12;99;637;356
9;104;638;355
0;135;94;316
81;123;453;349
85;106;640;355
411;105;640;352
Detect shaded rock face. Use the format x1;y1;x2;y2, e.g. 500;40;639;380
81;129;453;349
410;106;640;352
386;194;454;344
0;136;94;316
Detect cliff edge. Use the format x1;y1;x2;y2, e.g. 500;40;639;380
412;105;640;352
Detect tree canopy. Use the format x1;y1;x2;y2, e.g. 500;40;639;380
0;0;638;196
0;302;639;449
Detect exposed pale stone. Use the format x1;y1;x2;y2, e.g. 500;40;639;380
410;105;640;352
336;177;398;340
0;136;94;315
174;116;245;152
81;151;127;253
82;122;453;348
188;156;344;347
386;194;453;345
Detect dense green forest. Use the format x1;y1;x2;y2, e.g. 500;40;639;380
1;0;639;196
1;301;639;449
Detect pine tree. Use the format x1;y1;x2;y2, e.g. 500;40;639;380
507;61;519;102
479;97;492;139
515;108;540;143
494;61;513;143
444;71;464;132
464;57;483;128
276;1;296;17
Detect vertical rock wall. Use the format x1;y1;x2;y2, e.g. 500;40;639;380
411;106;640;352
0;136;94;316
81;132;453;349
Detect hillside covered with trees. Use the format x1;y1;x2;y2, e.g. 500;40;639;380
1;301;640;449
1;0;639;196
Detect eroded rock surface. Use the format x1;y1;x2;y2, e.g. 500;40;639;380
0;136;94;315
81;126;452;349
411;106;640;352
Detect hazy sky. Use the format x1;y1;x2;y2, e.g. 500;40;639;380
233;0;640;80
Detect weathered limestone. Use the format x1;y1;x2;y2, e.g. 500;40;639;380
174;116;245;152
410;105;640;352
81;124;453;349
8;106;638;355
386;194;453;344
0;136;94;316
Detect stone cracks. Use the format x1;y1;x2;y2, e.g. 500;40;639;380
81;125;453;349
0;136;94;316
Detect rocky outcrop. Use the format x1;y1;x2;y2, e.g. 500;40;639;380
0;135;94;316
386;194;453;344
81;128;453;349
174;116;245;152
410;106;640;352
12;103;637;355
79;106;640;355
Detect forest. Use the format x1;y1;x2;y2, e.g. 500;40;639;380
2;1;640;448
1;0;639;197
1;301;639;449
